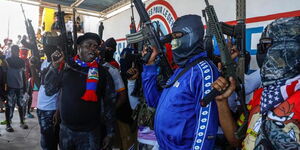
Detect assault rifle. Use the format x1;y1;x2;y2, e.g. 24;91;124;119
127;0;173;87
56;5;74;62
200;0;237;108
20;4;40;61
200;0;248;139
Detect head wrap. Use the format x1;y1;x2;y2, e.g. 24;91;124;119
260;17;300;86
171;15;204;67
105;38;117;51
104;38;117;62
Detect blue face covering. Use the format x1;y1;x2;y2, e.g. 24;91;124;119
171;15;204;67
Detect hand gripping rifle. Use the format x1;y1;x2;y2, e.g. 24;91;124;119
200;0;248;140
127;0;173;87
21;4;40;62
220;0;248;139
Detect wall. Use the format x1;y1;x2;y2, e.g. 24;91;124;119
86;0;300;70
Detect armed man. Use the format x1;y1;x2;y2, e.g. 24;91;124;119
44;33;116;150
142;14;238;150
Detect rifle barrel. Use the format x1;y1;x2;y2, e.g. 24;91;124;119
204;0;210;6
20;4;27;21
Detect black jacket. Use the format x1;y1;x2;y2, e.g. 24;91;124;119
44;60;116;135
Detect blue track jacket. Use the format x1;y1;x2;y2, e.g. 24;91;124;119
142;53;220;150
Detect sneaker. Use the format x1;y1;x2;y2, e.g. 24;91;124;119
27;113;34;118
6;125;14;132
20;123;28;129
0;120;8;125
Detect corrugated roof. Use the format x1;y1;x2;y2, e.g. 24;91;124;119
78;0;122;12
9;0;133;19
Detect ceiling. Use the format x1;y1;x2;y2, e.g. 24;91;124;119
8;0;135;19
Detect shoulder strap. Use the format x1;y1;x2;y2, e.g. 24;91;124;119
164;57;208;88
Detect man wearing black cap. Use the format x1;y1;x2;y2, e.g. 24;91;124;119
45;32;116;150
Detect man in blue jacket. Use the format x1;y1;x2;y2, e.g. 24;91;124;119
142;15;221;149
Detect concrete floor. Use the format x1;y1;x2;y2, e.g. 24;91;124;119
0;110;41;150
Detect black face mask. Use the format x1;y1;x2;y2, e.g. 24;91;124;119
99;46;115;62
171;15;204;67
105;50;115;62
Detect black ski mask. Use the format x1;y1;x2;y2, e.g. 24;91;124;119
171;15;204;67
105;38;117;62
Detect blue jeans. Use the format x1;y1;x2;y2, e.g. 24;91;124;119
59;124;102;150
37;109;59;150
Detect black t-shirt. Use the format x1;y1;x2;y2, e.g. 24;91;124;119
60;65;106;132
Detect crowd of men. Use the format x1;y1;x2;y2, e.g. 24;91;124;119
0;13;299;150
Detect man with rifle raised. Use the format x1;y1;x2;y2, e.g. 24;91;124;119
142;14;241;149
127;0;242;149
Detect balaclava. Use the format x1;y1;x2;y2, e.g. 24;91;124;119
260;17;300;86
105;38;117;62
171;15;205;67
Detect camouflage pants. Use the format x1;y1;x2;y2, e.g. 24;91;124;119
6;88;25;122
37;109;59;150
254;120;300;150
59;124;102;150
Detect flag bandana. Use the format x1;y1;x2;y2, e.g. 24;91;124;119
261;75;300;113
74;55;100;102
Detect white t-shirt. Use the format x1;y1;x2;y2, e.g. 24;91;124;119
37;60;58;110
103;62;125;93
